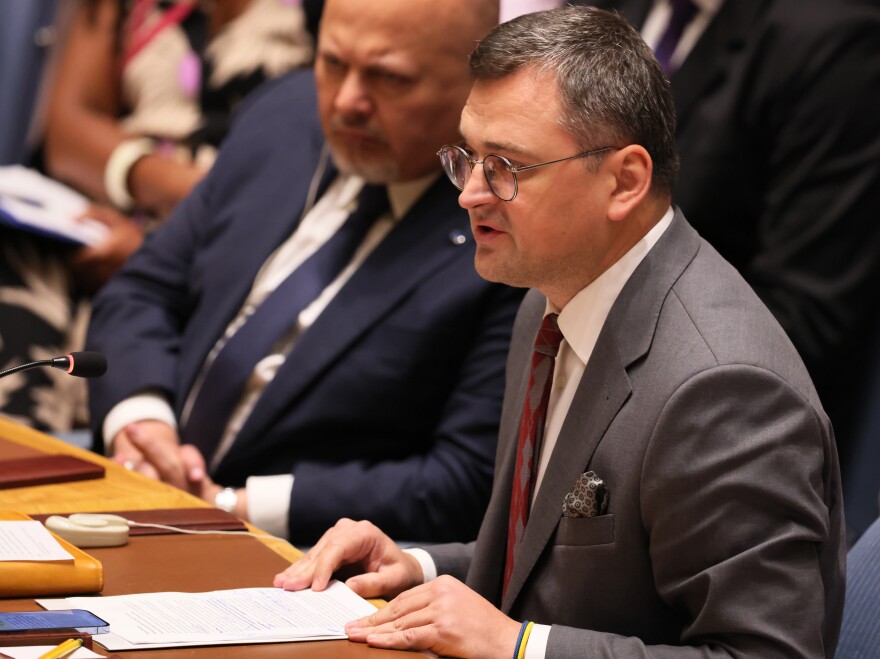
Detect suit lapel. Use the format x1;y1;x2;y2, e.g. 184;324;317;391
501;211;702;612
501;332;631;612
222;177;470;457
671;0;766;128
176;141;333;405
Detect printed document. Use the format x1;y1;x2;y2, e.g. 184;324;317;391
38;582;376;650
0;521;74;561
0;166;109;246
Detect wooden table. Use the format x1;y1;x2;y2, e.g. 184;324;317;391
0;418;412;658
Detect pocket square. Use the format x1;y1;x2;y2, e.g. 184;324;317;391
562;471;609;518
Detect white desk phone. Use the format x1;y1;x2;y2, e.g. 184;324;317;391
45;513;131;547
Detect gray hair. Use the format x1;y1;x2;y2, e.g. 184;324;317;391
470;6;679;194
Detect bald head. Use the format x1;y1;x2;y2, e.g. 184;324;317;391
315;0;498;182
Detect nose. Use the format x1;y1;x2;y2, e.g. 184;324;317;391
334;71;372;116
458;161;497;210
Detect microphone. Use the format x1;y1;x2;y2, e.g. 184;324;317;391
0;351;108;380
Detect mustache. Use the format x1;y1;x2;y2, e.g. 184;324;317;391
329;115;386;142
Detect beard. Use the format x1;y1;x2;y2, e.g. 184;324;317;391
325;117;401;183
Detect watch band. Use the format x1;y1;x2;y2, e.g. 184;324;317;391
214;487;238;514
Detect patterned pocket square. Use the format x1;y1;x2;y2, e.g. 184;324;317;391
562;471;609;518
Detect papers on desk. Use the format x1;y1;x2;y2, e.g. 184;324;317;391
0;645;102;659
0;522;74;561
0;166;109;246
37;581;377;651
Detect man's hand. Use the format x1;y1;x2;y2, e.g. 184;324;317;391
273;518;424;598
113;420;205;492
346;575;521;659
69;204;143;293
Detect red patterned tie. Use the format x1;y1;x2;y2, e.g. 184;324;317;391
503;313;563;596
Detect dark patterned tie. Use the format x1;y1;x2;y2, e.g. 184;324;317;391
503;313;563;596
180;184;390;461
655;0;699;75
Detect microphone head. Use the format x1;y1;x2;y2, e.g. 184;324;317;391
66;352;108;378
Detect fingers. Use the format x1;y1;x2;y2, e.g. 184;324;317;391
275;529;355;592
80;203;129;226
345;586;437;650
178;443;207;483
345;571;399;598
343;576;520;658
274;519;393;593
347;582;431;633
124;422;188;489
69;206;143;291
344;555;422;599
112;433;159;480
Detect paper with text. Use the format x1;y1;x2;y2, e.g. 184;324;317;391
0;521;74;561
38;582;377;650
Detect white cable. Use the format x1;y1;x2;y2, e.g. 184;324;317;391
125;520;280;542
45;513;291;549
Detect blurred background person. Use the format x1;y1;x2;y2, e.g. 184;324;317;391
1;0;313;433
86;0;519;546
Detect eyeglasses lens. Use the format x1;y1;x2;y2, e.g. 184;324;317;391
439;148;516;201
441;148;468;190
483;156;515;201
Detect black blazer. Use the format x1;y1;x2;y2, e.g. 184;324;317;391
572;0;880;460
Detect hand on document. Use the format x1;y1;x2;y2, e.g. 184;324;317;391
37;584;377;651
273;518;424;599
274;518;521;659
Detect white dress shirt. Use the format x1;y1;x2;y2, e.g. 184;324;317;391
104;172;437;538
407;207;674;659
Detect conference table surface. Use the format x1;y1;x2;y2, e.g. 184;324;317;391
0;418;421;658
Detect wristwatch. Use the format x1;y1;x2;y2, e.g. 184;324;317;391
214;487;238;514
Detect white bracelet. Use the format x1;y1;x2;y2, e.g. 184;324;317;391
104;137;155;210
214;487;239;514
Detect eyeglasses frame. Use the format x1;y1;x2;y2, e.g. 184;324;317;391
437;144;621;202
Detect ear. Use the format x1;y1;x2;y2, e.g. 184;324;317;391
606;145;653;222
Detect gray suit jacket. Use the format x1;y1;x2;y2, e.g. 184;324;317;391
428;211;846;657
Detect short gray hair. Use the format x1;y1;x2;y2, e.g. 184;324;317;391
470;6;679;195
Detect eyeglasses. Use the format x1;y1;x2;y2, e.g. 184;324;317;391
437;144;620;202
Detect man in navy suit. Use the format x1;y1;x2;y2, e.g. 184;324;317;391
86;0;520;545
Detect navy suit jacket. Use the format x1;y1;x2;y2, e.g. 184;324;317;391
87;71;524;544
572;0;880;462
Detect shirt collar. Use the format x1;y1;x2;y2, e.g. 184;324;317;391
337;172;439;222
547;206;675;365
388;173;440;220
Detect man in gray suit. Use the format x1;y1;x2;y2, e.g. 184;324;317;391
274;7;846;657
